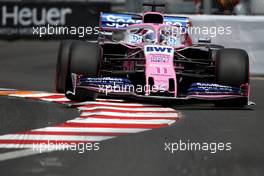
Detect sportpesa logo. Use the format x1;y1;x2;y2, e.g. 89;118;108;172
103;14;141;29
101;13;189;29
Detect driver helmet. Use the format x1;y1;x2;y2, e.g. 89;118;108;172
143;31;155;43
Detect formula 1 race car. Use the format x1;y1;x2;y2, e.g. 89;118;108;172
55;3;250;107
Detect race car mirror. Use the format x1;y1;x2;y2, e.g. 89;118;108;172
112;30;126;42
198;38;211;43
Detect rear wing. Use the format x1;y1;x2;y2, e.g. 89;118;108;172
100;13;142;31
100;12;190;31
164;16;190;27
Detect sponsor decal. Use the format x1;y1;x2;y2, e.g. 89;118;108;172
145;45;173;54
163;16;189;27
0;5;72;26
151;57;169;63
167;37;178;46
130;34;142;44
188;83;242;95
101;13;189;29
79;77;132;86
0;2;110;40
101;13;141;29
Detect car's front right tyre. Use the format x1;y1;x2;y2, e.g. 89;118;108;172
214;48;249;107
55;40;73;93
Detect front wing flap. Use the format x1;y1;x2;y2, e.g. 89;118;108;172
68;74;250;103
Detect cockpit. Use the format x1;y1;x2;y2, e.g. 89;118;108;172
124;26;156;44
124;24;187;48
159;26;186;48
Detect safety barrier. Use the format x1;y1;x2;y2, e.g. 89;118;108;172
188;15;264;75
0;1;110;40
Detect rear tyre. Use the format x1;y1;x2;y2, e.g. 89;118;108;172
55;40;72;93
65;41;100;101
214;48;249;107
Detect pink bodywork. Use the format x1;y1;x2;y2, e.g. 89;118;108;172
122;23;190;97
75;12;250;102
144;45;177;96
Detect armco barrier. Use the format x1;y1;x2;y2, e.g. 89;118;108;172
188;15;264;75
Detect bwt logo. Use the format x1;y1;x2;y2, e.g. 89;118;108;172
0;5;72;26
146;46;173;54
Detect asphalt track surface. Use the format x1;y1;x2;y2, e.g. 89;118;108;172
0;41;263;176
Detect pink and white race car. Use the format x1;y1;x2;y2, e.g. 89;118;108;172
56;3;250;107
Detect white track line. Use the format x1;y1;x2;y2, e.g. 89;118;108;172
68;118;175;125
0;134;114;141
32;127;150;133
41;98;70;102
9;93;61;98
0;88;16;91
0;144;65;149
80;111;178;118
69;101;159;107
78;106;175;112
0;149;50;161
0;144;90;150
95;98;124;102
0;90;179;161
